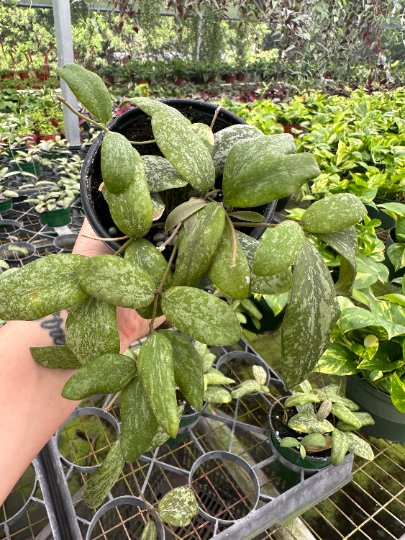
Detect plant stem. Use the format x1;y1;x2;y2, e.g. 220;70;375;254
114;237;136;257
130;140;156;145
56;96;108;132
103;391;121;412
205;188;221;198
157;222;181;252
210;104;222;130
225;212;237;268
149;243;178;334
232;222;277;228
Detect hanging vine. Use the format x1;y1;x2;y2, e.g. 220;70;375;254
139;0;166;35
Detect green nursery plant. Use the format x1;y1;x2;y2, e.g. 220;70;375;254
0;64;368;525
25;176;80;212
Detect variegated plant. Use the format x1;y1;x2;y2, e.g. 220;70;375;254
0;65;368;528
279;381;374;466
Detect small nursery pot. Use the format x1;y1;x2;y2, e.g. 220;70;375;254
12;161;41;176
236;72;245;81
225;75;236;84
269;397;331;471
283;125;302;138
174;77;184;86
0;242;36;262
19;72;29;80
383;228;405;281
35;71;49;81
53;234;78;251
346;374;405;443
366;198;396;230
0;198;12;213
39;206;72;227
241;297;286;335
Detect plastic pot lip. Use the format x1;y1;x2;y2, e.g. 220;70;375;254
181;400;208;419
268;396;331;463
353;373;393;403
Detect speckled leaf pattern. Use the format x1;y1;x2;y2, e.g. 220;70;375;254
162;286;242;346
253;220;305;277
301;433;327;447
337;412;375;430
101;132;138;194
125;238;172;288
165;199;207;232
331;403;362;428
391;372;405;413
253;366;267;385
65;296;120;364
131;97;191;126
30;345;82;370
137;333;179;438
231;380;262;399
140;521;157;540
141;155;188;192
204;386;232;403
120;376;159;462
284;393;320;407
331;428;349;466
172;203;225;288
152;111;215;192
137;299;163;320
281;240;340;389
347;433;374;461
208;217;250;299
288;413;334;434
158;487;199;527
302;194;367;233
105;151;152;237
150;193;165;221
204;369;235;386
190;123;215;156
62;353;136;400
184;212;198;236
145;405;184;452
313;390;359;411
57;64;111;123
161;330;204;411
83;440;125;509
316;400;333;421
76;255;155;309
0;254;87;321
213;124;264;177
236;230;293;295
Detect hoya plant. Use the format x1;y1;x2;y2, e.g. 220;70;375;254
0;65;367;527
0;183;18;200
25;176;80;213
278;381;374;466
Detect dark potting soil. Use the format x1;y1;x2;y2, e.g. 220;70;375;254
271;400;332;459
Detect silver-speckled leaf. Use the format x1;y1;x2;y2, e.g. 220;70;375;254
65;296;120;364
213;124;264;177
208;217;250;299
158;487;199;527
302;194;367;233
76;255;155;309
317;400;333;421
337;412;375;431
204;369;235;387
161;330;204;411
0;254;87;321
288;413;334;434
137;333;179;438
284;392;321;407
120;376;159;462
331;428;349;466
331;403;362;429
150;193;165;221
253;365;267;385
125;238;172;288
231;380;262;399
162;286;242;346
190;123;215;156
165;199;207;232
30;345;82;369
140;521;157;540
253;220;305;277
301;433;327;447
131;97;191;126
141;155;188;192
145;405;184;452
202;352;216;373
236;231;293;295
152;111;215;192
313;390;359;411
62;352;136;400
347;432;374;460
83;440;125;509
204;386;232;403
101;132;137;194
281;240;340;389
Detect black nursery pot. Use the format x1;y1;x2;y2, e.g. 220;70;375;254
384;228;405;281
366;198;396;230
242;297;286;335
81;99;278;253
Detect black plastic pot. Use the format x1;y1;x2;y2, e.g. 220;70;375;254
81;99;278;252
346;374;405;443
383;228;405;281
241;297;286;335
366;198;396;230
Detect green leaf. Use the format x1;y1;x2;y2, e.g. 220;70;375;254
172;203;225;288
396;217;405;240
331;428;349;466
152;111;215;192
284;393;321;407
347;432;374;461
145;405;184;453
340;307;378;333
184;212;198;236
337;412;375;431
62;353;136;400
165;199;207;232
302;433;327;447
202;352;217;373
253;220;305;277
378;294;405;306
30;345;82;369
388;243;405;271
315;342;359;376
204;386;232;403
331;403;362;429
141;155;188;192
162;286;241;346
208;217;250;299
231;380;262;399
253;366;267;385
140;521;157;540
223;138;319;207
161;330;204;411
281;240;340;389
229;211;264;223
101;132;137;194
65;296;120;364
190;123;215;156
131;97;191;126
125;239;172;288
0;254;87;321
288;413;334;434
280;437;300;448
76;255;155;309
316;400;333;421
302;194;367;233
137;333;179;438
391;372;405;413
316;226;357;296
83;440;125;509
299;380;313;393
151;193;165;221
57;64;111;123
158;487;199;527
204;370;235;387
378;202;405;217
213;124;264;177
120;376;159;462
241;298;262;319
313;390;359;411
299;445;306;459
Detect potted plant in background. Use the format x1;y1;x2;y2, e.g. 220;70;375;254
37;135;70;160
11;147;41;176
0;183;18;212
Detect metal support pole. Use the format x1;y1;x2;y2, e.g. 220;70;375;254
52;0;81;146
